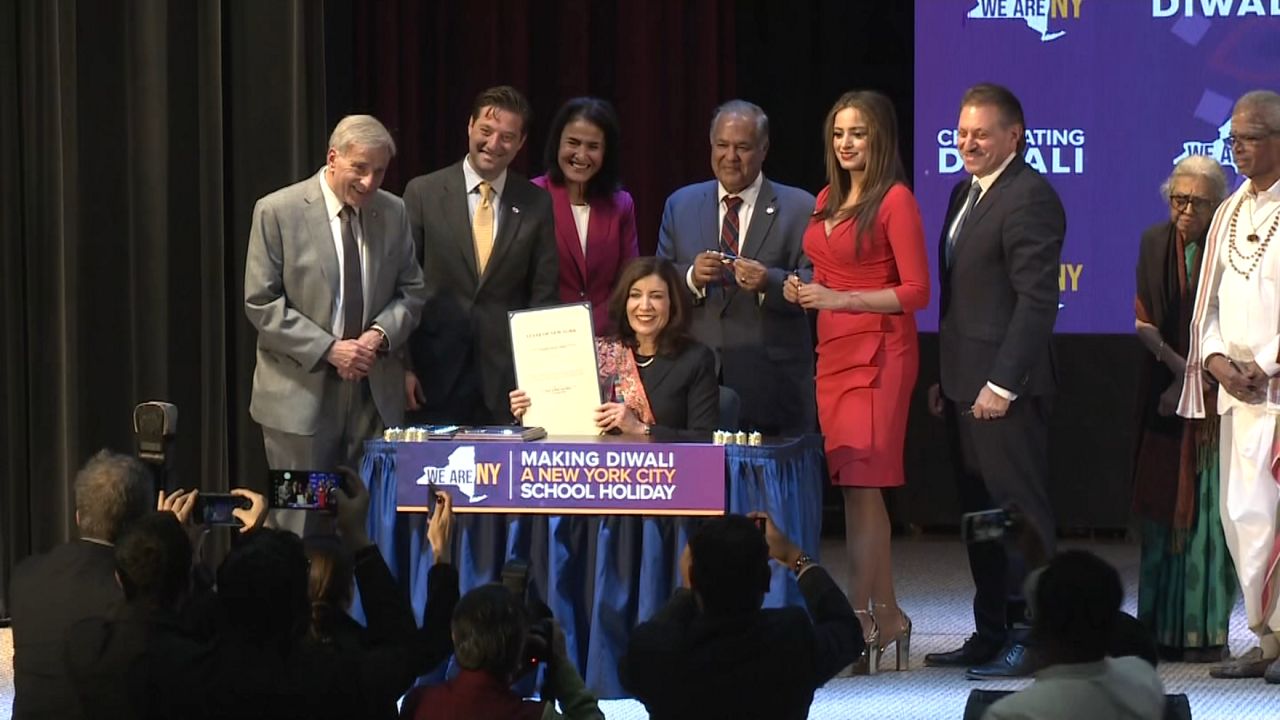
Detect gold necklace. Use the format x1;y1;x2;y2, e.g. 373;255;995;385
1227;198;1280;279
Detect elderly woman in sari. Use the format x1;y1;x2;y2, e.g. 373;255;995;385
1131;154;1232;662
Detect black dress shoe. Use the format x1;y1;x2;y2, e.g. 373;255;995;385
966;641;1039;680
924;633;1003;668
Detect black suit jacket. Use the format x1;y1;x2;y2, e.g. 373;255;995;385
192;548;457;720
938;155;1065;403
620;565;863;720
403;162;559;423
65;604;213;720
640;341;720;435
10;540;122;720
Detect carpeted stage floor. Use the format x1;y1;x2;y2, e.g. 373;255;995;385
2;538;1273;719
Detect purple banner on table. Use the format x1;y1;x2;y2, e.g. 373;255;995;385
394;440;727;515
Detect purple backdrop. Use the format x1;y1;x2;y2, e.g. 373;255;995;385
914;0;1280;333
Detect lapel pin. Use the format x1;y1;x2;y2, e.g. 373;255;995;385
765;206;775;215
512;206;521;214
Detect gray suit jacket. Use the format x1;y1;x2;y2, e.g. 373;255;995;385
656;176;816;434
245;172;427;434
403;162;559;423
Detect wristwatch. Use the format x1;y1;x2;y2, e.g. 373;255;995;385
792;552;814;575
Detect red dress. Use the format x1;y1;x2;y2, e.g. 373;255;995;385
804;183;929;487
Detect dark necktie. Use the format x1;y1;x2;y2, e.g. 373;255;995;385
339;205;364;339
946;182;982;266
721;195;743;256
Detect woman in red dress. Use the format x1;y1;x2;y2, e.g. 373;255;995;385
786;90;929;673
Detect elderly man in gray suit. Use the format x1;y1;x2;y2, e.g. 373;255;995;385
657;100;816;436
245;114;426;473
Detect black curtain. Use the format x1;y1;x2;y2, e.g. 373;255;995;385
0;0;327;617
334;0;739;256
734;0;915;193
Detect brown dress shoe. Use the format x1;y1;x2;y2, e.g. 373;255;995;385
1209;647;1273;679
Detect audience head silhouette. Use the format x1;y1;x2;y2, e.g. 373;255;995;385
689;514;772;615
451;583;528;681
113;511;192;610
217;528;310;646
304;535;356;645
73;449;153;543
1030;550;1122;664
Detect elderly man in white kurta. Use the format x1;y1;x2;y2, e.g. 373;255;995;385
1179;90;1280;681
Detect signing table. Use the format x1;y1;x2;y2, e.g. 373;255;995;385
360;434;823;699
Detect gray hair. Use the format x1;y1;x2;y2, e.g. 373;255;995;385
74;449;153;543
1235;90;1280;132
710;100;770;147
1160;154;1228;204
328;114;397;157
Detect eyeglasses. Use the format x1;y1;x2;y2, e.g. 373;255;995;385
1169;194;1213;211
1227;131;1279;147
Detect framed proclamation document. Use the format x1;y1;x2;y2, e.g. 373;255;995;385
509;303;601;435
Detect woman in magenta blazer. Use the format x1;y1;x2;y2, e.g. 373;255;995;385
533;97;639;336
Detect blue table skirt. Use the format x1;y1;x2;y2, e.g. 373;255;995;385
360;435;825;699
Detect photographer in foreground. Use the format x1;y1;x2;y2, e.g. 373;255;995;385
400;583;602;720
982;550;1166;720
620;513;863;720
305;475;460;720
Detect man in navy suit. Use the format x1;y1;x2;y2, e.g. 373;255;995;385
657;100;816;436
926;83;1065;679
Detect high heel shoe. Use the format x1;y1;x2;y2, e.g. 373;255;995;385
853;609;882;675
872;602;913;671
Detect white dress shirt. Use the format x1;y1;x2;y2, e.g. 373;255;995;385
959;150;1021;403
571;203;591;257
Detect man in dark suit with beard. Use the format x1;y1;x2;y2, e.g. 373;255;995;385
925;83;1065;679
402;85;559;425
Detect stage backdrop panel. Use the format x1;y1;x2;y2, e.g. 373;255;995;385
914;0;1280;333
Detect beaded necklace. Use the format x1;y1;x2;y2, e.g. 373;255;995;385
1227;195;1280;279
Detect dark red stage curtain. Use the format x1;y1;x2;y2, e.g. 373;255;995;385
344;0;736;255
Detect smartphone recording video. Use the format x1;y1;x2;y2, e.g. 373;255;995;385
195;493;248;527
268;470;345;513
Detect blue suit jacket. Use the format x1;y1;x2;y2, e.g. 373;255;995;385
656;176;816;434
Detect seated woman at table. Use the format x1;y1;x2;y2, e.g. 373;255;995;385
510;256;719;435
